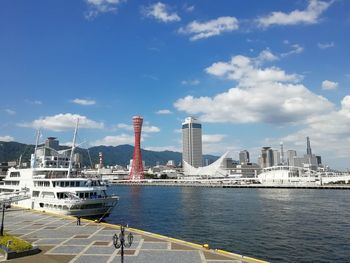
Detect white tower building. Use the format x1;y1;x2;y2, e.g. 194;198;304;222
182;117;202;168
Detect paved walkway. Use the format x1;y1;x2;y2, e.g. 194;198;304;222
2;208;268;263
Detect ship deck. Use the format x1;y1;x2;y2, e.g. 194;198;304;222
1;208;267;263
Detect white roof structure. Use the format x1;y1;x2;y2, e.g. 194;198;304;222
183;152;230;177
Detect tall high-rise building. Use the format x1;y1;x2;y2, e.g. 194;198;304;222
286;150;297;166
273;150;281;166
260;147;274;168
129;116;144;180
239;150;250;164
45;137;59;151
306;136;312;155
182;117;202;168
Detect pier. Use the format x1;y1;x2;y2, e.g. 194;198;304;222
1;208;268;263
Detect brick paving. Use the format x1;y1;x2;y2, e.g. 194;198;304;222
1;208;267;263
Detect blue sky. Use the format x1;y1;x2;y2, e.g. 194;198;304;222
1;0;350;169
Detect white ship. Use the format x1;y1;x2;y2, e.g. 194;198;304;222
0;123;119;218
258;165;350;186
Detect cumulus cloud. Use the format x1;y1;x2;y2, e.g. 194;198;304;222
85;0;126;20
92;134;134;146
156;109;172;115
318;42;335;49
257;0;332;28
72;98;96;106
322;80;338;90
117;123;160;133
179;16;239;41
205;50;302;87
4;109;16;115
0;135;14;142
174;51;333;125
181;79;200;86
19;113;104;132
278;95;350;166
144;2;180;23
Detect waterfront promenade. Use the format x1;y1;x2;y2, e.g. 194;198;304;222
2;208;267;263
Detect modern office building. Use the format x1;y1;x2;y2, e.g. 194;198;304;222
239;150;250;164
287;150;297;166
182;117;202;168
260;147;274;168
273;150;281;166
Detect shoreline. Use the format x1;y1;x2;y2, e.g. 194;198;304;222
110;182;350;189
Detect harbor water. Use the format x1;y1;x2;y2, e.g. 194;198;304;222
107;186;350;263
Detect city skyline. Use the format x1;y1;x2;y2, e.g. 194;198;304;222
1;1;350;169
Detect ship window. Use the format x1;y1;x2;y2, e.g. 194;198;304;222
53;182;56;187
60;182;64;187
85;193;89;198
10;172;20;177
32;191;40;197
76;181;80;187
70;181;74;187
39;203;44;208
79;193;83;198
65;181;69;187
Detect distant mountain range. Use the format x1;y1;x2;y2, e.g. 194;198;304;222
0;141;219;167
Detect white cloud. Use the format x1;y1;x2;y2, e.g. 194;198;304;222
179;16;239;41
205;50;302;87
174;51;333;125
202;134;226;143
116;123;133;131
156;109;172;115
144;2;181;23
281;44;304;57
4;109;16;115
277;95;350;167
85;0;126;20
183;4;194;12
318;42;335;49
145;145;181;152
0;135;14;142
92;134;134;146
181;79;200;86
143;126;161;133
257;0;332;28
19;113;104;132
322;80;338;90
256;49;279;64
117;123;160;133
72;98;96;106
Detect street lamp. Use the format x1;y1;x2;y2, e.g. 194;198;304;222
113;225;133;263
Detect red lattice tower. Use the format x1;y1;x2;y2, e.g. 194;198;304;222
129;116;144;180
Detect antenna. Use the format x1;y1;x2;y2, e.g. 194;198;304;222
67;119;79;178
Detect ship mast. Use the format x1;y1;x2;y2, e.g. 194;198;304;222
32;129;41;169
67;119;79;178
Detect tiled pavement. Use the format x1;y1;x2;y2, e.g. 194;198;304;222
2;208;267;263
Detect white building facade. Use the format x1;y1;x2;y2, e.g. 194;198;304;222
182;117;202;168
